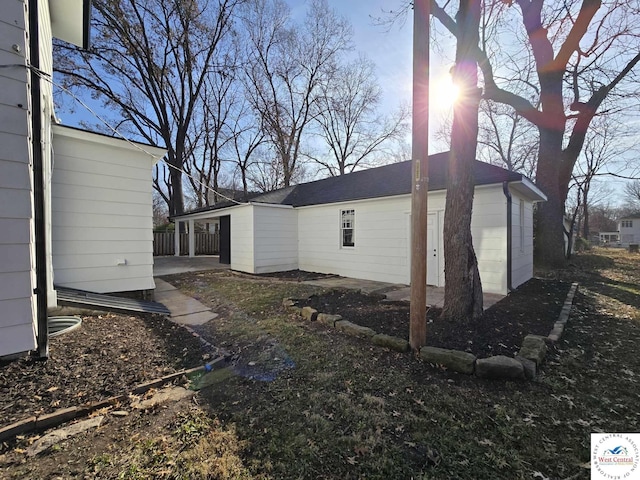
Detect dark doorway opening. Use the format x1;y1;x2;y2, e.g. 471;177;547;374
219;215;231;264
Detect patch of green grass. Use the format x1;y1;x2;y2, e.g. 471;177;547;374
90;453;114;473
111;407;252;480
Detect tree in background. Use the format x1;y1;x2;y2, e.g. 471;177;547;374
478;101;538;178
441;0;484;320
309;56;410;176
624;181;640;209
570;118;622;241
241;0;351;187
55;0;242;217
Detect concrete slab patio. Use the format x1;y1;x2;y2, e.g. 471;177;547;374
383;285;505;310
303;277;504;310
153;255;229;277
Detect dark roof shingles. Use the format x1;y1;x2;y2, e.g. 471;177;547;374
178;152;525;215
280;152;522;207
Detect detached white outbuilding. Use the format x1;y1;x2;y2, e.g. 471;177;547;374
172;153;547;295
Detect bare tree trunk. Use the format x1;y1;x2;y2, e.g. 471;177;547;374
441;0;483;321
582;190;590;240
533;126;567;266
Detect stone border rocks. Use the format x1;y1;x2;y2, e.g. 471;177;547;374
283;297;410;353
285;281;579;381
547;282;578;343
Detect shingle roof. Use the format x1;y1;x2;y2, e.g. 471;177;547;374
176;152;526;216
619;213;640;220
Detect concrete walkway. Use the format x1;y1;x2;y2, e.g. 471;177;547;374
303;277;504;310
154;278;218;325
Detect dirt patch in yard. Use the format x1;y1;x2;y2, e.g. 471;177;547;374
0;312;206;428
302;278;571;357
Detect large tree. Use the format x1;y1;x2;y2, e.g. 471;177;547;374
241;0;351;187
431;0;640;266
55;0;242;217
441;0;484;320
309;56;410;176
625;180;640;208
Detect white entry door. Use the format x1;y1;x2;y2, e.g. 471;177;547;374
427;213;439;286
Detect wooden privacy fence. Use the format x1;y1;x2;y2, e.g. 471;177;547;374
153;232;220;256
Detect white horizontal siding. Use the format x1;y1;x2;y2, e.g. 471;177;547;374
52;183;152;205
53;240;152;256
0;186;32;218
0;0;36;357
0;218;31;244
298;196;411;285
0;132;30;162
1;297;35;328
53;212;152;230
53;226;152;242
470;188;508;294
51;197;152;217
253;205;298;273
0;243;32;273
53;264;153;283
0;76;29;114
51;126;161;293
0;158;31;189
0;322;36;357
296;187;511;294
229;206;254;273
511;194;534;289
0;270;32;302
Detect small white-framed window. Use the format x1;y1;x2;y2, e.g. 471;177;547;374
622;220;633;228
341;209;355;247
519;199;525;252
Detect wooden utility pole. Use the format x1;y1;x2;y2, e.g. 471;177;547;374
409;0;430;351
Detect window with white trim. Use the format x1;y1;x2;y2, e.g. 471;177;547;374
622;220;633;228
519;200;525;252
341;209;355;247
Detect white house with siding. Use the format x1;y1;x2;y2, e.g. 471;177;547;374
172;153;546;296
0;1;164;359
618;214;640;247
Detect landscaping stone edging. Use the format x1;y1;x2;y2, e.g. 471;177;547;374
283;297;410;353
285;281;579;381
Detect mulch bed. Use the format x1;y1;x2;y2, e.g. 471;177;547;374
254;269;337;281
302;278;571;357
0;313;205;428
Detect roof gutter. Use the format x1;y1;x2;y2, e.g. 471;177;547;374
502;181;513;293
83;0;93;49
29;0;49;359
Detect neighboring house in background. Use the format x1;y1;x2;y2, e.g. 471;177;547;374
563;217;574;256
598;232;620;244
172;153;547;296
618;214;640;246
1;1;164;359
